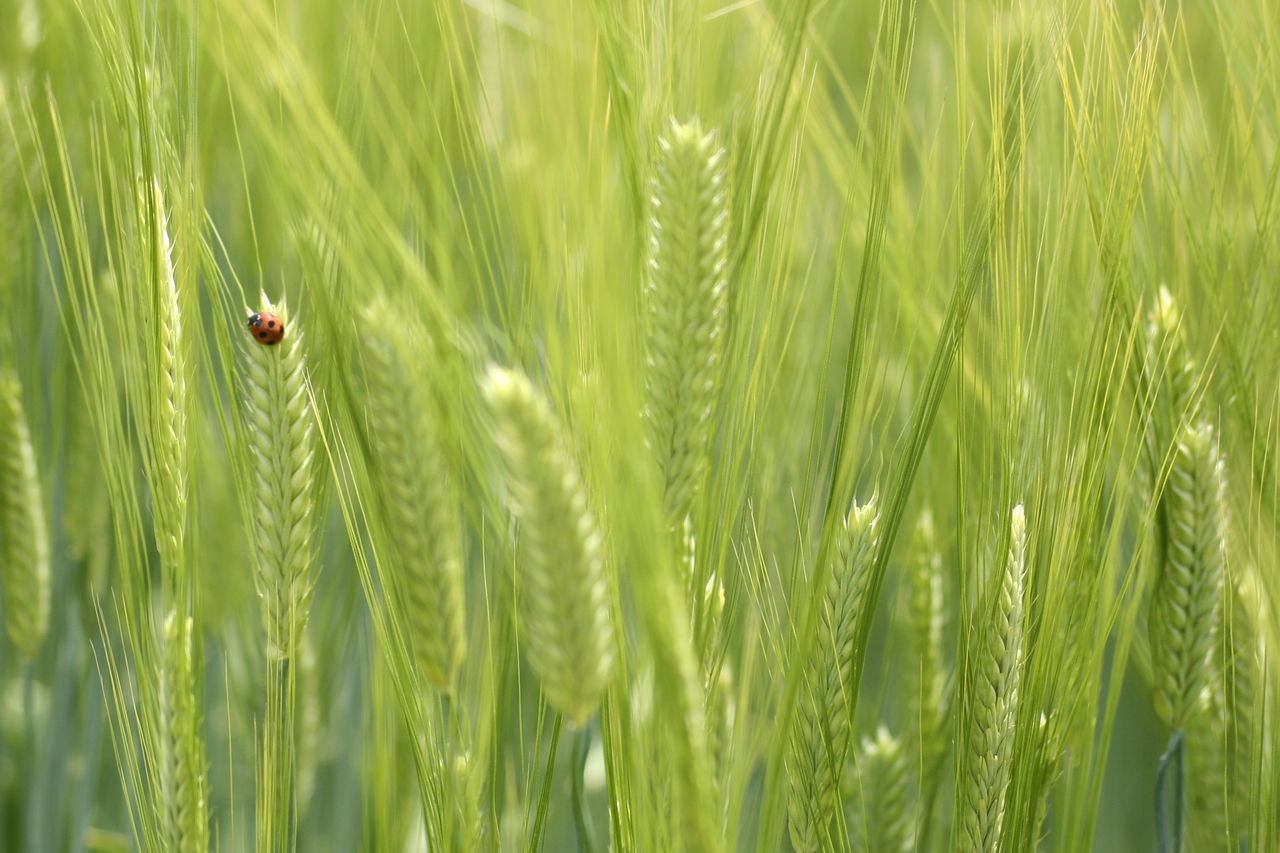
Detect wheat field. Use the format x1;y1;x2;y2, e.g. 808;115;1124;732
0;0;1277;850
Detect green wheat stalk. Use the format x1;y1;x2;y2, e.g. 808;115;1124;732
296;628;321;815
787;498;879;853
482;365;615;726
957;503;1028;853
360;299;466;693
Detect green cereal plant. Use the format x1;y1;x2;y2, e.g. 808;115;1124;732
957;503;1027;853
482;365;615;726
1149;423;1226;732
848;725;914;853
0;366;49;659
1185;534;1253;853
137;181;211;852
143;179;188;583
244;293;318;662
159;610;209;853
360;301;466;693
905;509;949;782
643;117;729;529
243;293;317;850
787;498;879;853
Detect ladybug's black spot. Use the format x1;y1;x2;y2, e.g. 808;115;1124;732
267;320;276;328
258;331;268;339
266;340;278;345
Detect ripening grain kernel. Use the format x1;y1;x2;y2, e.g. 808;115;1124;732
0;367;49;659
482;366;614;725
644;116;729;527
1150;423;1226;731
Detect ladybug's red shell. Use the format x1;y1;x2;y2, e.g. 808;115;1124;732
247;311;285;345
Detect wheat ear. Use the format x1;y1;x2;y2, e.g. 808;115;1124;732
361;300;466;692
907;509;948;773
958;503;1028;853
482;366;614;725
0;367;49;659
159;610;209;853
244;293;317;660
1150;423;1226;731
1187;572;1258;851
141;181;211;852
848;725;914;853
146;178;188;580
787;498;879;853
644;116;729;527
244;293;316;851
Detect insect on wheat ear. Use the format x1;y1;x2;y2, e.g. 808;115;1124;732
247;311;286;345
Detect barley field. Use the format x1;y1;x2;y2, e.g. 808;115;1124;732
0;0;1277;850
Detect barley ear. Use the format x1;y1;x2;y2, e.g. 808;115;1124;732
482;366;615;725
958;503;1028;853
0;367;50;659
145;178;188;580
159;610;210;853
644;116;729;526
787;498;879;852
1187;571;1257;852
1149;423;1226;731
361;300;466;692
906;509;948;774
244;294;317;661
848;725;914;853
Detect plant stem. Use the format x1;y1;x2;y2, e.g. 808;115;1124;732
571;725;596;853
1156;730;1185;853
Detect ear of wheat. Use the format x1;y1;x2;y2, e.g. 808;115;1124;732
0;367;49;660
360;299;466;693
644;116;729;528
787;498;879;852
244;294;318;661
957;503;1028;853
159;609;210;853
482;365;615;726
848;725;914;853
1149;423;1226;732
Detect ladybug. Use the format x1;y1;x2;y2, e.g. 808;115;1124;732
247;311;285;345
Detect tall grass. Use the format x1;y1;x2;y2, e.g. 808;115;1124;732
1;0;1278;851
